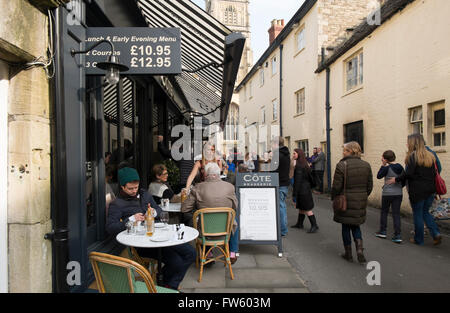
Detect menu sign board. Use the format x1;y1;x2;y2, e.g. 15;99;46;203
84;27;182;75
236;173;282;256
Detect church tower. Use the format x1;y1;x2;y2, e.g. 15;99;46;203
206;0;253;85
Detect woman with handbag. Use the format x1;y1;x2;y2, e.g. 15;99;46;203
291;149;318;233
331;142;373;263
387;134;442;246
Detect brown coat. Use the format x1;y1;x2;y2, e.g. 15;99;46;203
331;156;373;225
181;177;238;213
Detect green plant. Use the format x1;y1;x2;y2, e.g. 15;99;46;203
163;159;180;188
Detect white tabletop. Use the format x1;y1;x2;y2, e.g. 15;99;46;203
116;224;198;248
162;202;182;212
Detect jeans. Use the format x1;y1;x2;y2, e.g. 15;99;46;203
380;195;402;236
342;224;362;246
137;243;196;289
279;186;289;235
411;195;441;245
229;226;239;253
315;170;324;192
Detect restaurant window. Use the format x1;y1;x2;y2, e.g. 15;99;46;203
297;139;309;157
295;88;305;115
344;120;364;153
296;27;305;52
409;106;423;135
429;101;446;147
272;99;278;121
345;50;363;92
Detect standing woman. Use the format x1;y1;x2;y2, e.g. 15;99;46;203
185;142;222;191
388;134;442;246
291;149;318;233
332;142;373;263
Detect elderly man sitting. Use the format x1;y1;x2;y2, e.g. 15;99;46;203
181;162;239;264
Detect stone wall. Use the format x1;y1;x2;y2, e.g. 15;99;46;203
0;0;52;292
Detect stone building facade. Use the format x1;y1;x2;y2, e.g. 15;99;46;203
316;0;450;210
236;0;374;166
0;0;53;292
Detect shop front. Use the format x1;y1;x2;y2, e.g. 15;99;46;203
48;0;244;292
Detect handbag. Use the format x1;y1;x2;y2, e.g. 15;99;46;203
333;161;347;212
434;162;447;195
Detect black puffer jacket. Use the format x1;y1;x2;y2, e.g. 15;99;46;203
331;156;373;225
271;146;291;186
106;188;162;236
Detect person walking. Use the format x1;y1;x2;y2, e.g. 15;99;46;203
387;134;442;246
270;137;291;237
312;147;326;194
291;149;318;233
331;141;373;263
375;150;405;243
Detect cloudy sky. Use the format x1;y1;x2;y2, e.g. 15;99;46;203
191;0;306;61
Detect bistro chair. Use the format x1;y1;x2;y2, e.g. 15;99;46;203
193;207;235;282
89;251;178;293
126;246;158;282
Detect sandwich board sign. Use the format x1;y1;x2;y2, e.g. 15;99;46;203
236;172;282;257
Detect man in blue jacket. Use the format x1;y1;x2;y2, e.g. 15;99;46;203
106;167;196;291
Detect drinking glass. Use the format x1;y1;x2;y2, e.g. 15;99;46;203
160;211;170;228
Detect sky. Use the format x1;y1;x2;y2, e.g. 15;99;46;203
191;0;306;61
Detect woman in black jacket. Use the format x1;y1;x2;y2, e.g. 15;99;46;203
291;149;318;233
388;134;442;246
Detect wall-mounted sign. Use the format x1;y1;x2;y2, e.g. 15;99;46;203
84;27;182;75
236;173;282;256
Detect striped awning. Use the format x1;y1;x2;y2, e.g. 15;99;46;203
104;77;134;127
134;0;243;125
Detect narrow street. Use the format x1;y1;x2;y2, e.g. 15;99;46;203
284;194;450;293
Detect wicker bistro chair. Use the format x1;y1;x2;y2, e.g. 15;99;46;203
126;246;158;282
89;252;178;293
193;207;236;282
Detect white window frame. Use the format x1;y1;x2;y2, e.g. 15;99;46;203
272;99;278;121
345;50;364;92
0;61;8;292
271;56;277;75
431;102;446;147
297;139;309;157
409;106;423;135
295;88;305;115
296;27;306;53
259;68;264;86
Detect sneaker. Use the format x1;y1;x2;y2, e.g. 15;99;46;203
375;231;387;239
391;235;402;244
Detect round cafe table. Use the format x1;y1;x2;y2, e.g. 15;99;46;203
116;224;198;285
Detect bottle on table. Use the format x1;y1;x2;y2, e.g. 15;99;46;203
146;204;154;237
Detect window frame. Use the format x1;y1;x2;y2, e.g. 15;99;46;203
295;27;306;54
295;88;306;115
272;99;278;121
344;50;364;93
430;101;446;148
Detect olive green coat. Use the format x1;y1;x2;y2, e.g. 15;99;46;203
331;156;373;225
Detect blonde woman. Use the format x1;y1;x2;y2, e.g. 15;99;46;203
387;134;442;246
185;142;222;191
331;141;373;263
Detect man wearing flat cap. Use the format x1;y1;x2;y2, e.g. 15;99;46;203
106;167;195;291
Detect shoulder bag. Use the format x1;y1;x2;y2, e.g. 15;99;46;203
333;161;347;212
434;162;447;195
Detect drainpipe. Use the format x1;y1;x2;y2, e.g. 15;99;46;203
279;44;283;137
326;67;332;192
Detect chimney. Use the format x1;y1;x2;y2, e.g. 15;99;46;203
268;19;285;45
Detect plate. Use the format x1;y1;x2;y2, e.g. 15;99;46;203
150;235;170;242
154;223;165;228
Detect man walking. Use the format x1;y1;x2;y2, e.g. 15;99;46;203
312;147;326;194
270;137;291;236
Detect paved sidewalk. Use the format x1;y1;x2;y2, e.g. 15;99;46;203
179;244;309;293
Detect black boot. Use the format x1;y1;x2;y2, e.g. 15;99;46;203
291;214;305;229
307;215;319;233
341;245;353;262
355;239;367;264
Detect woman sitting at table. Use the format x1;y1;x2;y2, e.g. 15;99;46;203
148;164;181;205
